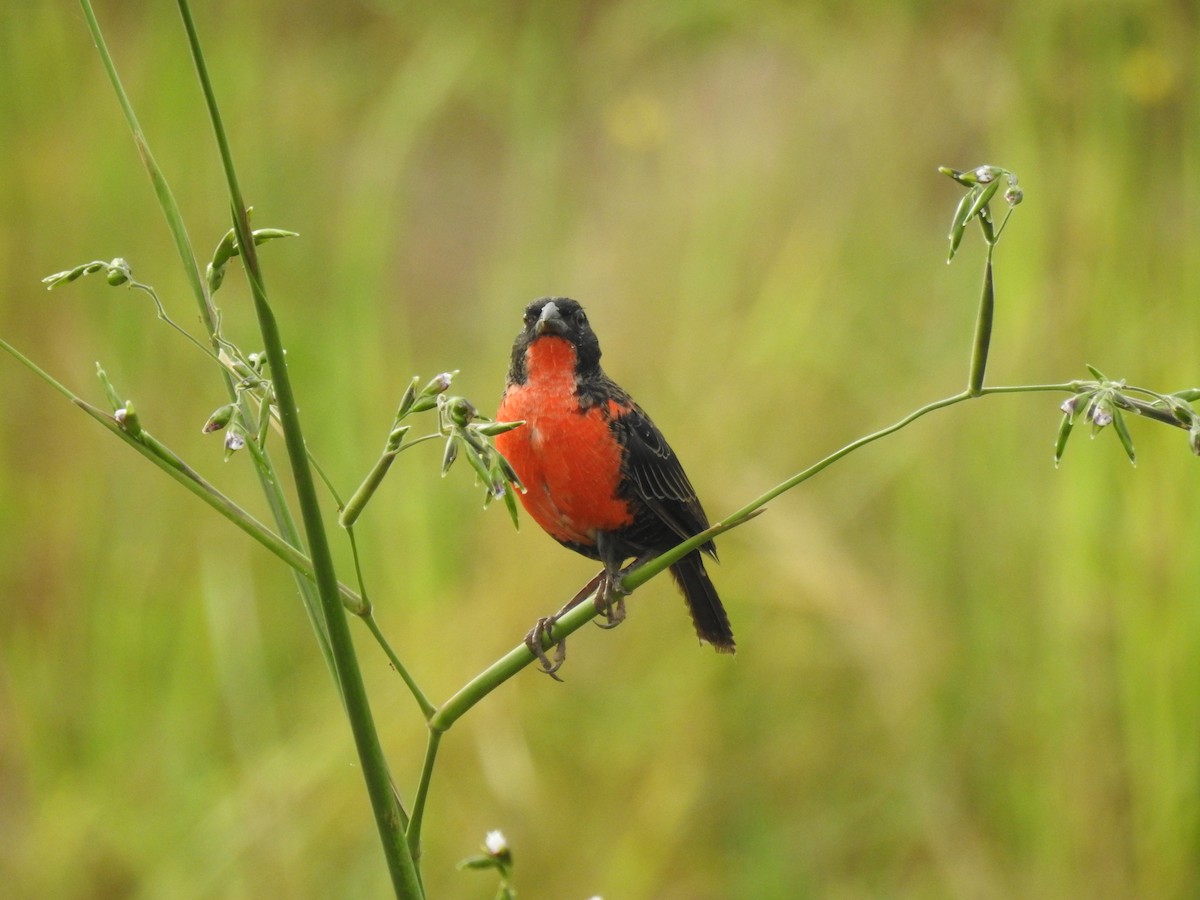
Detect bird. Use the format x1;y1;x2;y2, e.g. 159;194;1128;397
495;297;734;673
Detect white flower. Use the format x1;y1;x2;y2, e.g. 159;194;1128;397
485;830;508;856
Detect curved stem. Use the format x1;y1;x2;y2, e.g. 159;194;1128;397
408;730;442;860
432;381;1083;732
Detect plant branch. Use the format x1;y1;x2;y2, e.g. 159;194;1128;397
77;0;337;674
430;380;1082;735
174;1;420;894
408;730;442;860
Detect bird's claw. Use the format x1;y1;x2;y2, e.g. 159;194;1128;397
592;570;628;630
524;616;567;680
593;591;626;629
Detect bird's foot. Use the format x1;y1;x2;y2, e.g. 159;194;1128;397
523;570;607;679
592;571;628;630
524;616;567;680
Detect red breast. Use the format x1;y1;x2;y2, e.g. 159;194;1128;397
496;335;633;547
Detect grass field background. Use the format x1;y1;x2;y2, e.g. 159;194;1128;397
2;1;1199;897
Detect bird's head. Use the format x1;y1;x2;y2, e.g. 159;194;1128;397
508;297;602;383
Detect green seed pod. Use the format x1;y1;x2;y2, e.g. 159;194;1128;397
385;424;410;453
206;261;226;293
202;403;237;434
502;483;521;529
946;187;977;263
496;452;523;491
1053;412;1074;467
1111;409;1136;466
250;227;299;245
978;205;996;244
461;442;493;487
210;227;239;271
475;419;524;437
440;434;459;476
963;177;1002;224
1163;395;1195;427
395;376;420;419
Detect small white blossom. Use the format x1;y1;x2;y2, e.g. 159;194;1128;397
485;830;508;856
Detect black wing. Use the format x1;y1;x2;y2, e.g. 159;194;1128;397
607;390;716;559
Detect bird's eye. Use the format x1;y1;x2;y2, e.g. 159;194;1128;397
575;310;588;326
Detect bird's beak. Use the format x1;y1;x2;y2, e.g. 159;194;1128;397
534;301;566;337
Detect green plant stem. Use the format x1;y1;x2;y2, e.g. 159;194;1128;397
360;612;437;721
967;253;994;396
77;0;215;331
5;333;436;733
341;451;400;528
429;380;1081;735
343;525;437;719
76;0;335;674
408;730;442;859
173;2;420;895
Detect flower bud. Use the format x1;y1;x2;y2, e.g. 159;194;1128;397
395;376;420;418
205;262;226;292
202;403;237;434
410;371;456;413
446;396;476;427
440;435;459;476
105;258;131;286
224;429;246;459
973;165;1003;184
385;424;410;452
485;830;509;858
1163;395;1195;427
114;401;141;437
1087;396;1114;429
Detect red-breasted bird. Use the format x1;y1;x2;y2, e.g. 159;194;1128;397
496;297;734;669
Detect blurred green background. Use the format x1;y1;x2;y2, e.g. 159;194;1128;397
2;0;1199;897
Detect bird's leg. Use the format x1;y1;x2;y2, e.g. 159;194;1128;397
592;534;625;629
524;569;606;678
593;552;657;629
593;564;626;629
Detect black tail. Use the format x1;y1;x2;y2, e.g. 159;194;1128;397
670;551;735;653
